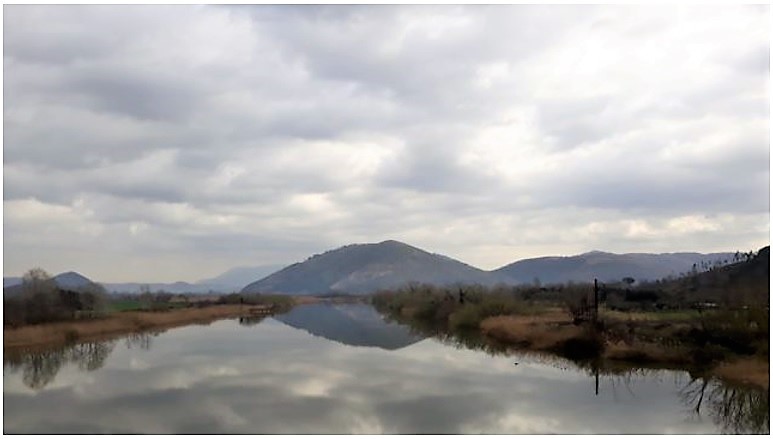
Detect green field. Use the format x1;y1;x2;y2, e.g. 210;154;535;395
108;300;145;312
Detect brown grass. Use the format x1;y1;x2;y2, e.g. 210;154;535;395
4;304;255;350
480;312;580;351
712;358;770;389
481;313;696;365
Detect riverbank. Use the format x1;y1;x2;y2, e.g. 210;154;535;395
479;313;769;389
4;301;308;351
372;287;769;390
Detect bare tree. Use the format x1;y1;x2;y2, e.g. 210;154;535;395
21;268;63;323
21;268;57;298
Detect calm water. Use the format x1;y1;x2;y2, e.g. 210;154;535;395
3;303;769;434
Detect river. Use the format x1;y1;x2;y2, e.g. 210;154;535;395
3;303;768;434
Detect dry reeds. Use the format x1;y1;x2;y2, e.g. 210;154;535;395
4;305;250;350
480;313;592;354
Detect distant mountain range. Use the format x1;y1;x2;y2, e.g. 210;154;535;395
103;264;287;294
3;274;216;295
3;277;21;288
4;264;289;295
4;271;97;296
196;265;287;291
493;250;737;285
4;240;745;296
241;240;738;295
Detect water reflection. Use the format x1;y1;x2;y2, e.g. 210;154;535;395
124;331;158;350
274;303;425;350
4;331;160;390
238;315;268;326
3;304;769;434
5;340;117;389
384;309;770;435
678;376;769;434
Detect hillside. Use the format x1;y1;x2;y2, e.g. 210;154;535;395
494;250;737;285
241;240;501;295
648;246;770;306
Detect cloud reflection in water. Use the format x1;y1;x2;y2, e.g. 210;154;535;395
3;305;768;434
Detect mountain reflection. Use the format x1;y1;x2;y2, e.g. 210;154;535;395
273;303;426;350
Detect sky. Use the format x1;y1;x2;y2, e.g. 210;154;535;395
3;4;770;282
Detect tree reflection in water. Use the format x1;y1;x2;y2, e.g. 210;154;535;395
4;341;115;390
391;314;770;435
4;330;162;391
124;331;159;351
679;375;769;434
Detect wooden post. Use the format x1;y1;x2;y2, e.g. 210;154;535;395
593;278;599;324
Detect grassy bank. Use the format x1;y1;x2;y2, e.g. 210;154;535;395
4;305;252;349
4;293;311;350
372;285;769;389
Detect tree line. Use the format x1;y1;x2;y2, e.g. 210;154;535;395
4;268;108;327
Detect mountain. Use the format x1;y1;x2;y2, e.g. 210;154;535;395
4;271;100;296
102;265;288;294
273;302;425;350
241;240;501;295
4;277;22;288
196;264;287;291
494;250;738;285
53;271;94;289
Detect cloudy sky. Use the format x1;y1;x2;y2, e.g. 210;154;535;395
4;5;770;282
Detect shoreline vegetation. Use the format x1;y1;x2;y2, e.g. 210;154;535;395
478;312;769;389
371;277;770;390
4;295;320;351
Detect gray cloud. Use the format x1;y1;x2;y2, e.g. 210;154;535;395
3;5;769;281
